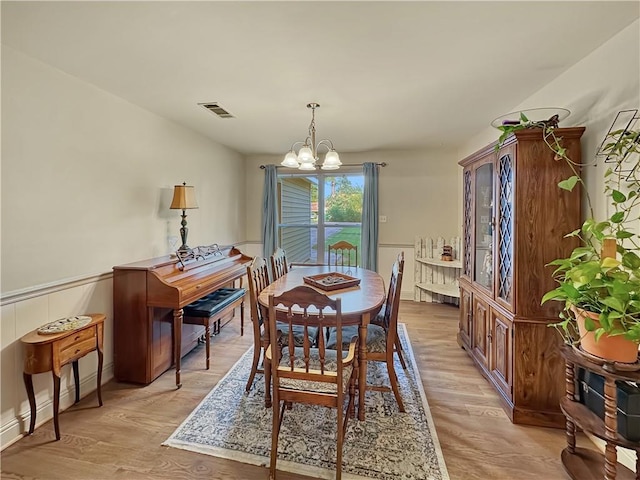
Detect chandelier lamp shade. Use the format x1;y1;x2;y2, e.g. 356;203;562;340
169;182;199;252
281;103;341;170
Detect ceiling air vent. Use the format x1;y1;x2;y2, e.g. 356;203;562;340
199;102;234;119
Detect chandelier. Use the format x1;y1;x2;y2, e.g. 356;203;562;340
281;103;341;170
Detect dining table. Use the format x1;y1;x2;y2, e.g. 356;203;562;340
258;265;386;421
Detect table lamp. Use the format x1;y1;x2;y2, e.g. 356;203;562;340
170;182;199;252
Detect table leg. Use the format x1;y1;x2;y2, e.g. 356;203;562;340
72;360;80;404
52;372;61;440
173;308;183;389
23;372;36;435
358;322;368;421
97;341;104;407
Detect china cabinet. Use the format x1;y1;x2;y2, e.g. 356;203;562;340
458;127;584;427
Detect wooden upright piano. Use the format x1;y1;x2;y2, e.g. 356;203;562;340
113;245;252;387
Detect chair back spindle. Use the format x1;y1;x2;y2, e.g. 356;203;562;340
328;240;358;268
270;248;289;282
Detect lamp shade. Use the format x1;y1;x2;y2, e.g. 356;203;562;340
297;146;315;164
281;151;300;168
170;184;199;210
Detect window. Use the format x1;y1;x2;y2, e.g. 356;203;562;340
278;172;364;266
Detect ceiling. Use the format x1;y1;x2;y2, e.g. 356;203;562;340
2;1;638;156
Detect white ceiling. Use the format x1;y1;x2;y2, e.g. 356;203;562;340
2;1;638;156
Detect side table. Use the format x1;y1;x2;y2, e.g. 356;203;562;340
20;313;105;440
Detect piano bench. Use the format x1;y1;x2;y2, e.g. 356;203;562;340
183;287;246;370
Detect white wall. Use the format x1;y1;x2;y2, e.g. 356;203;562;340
461;19;640;223
244;148;461;298
2;46;246;294
0;47;246;447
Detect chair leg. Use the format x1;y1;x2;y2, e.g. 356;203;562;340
245;343;261;392
205;323;211;370
395;334;407;370
264;350;272;408
387;354;405;412
240;301;245;337
269;399;283;480
336;399;343;480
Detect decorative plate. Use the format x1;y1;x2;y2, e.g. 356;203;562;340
37;315;92;335
303;272;361;291
491;107;571;128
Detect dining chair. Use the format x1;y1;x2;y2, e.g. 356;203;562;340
245;256;271;394
373;252;407;370
327;252;406;411
270;247;289;282
247;257;321;407
328;240;358;267
266;285;358;480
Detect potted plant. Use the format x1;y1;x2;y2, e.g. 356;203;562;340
496;110;640;363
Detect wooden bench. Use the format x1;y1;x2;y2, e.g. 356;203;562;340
183;287;246;369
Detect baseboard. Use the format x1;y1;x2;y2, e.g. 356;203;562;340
0;363;114;450
587;433;637;473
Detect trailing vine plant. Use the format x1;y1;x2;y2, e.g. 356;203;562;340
495;111;640;344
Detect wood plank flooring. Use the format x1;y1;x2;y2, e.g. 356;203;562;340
1;301;575;479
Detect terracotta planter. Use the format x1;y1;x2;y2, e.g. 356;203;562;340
573;306;639;363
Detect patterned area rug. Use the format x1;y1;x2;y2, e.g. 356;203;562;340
163;324;449;480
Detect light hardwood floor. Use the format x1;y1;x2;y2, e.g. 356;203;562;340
1;301;575;479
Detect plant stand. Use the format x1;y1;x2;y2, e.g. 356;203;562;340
559;345;640;479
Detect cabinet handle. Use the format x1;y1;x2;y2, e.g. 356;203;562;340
488;332;492;342
75;349;80;354
74;335;80;341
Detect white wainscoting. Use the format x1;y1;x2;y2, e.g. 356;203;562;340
1;273;114;449
0;241;445;449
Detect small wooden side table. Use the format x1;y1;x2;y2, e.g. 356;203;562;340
20;313;105;440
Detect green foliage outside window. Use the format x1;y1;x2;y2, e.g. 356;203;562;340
325;176;363;222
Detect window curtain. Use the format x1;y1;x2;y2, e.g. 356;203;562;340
361;162;379;271
262;165;278;259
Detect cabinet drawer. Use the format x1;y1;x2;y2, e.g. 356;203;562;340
59;337;97;365
58;327;96;351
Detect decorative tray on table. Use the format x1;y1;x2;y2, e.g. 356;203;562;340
37;315;92;335
303;272;361;291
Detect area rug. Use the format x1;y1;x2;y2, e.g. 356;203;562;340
163;323;449;480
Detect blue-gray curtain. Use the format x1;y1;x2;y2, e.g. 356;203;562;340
262;165;278;259
361;162;379;271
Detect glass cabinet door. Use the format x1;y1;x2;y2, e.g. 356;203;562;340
496;147;514;308
474;162;493;291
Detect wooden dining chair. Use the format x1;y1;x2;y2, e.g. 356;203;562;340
373;251;407;370
266;285;358;480
245;256;271;394
327;240;358;267
270;247;289;282
247;257;321;406
327;252;406;411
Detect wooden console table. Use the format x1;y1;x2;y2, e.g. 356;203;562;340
21;313;105;440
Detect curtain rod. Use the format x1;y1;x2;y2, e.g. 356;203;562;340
259;162;387;169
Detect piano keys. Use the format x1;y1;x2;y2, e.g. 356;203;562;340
113;245;252;387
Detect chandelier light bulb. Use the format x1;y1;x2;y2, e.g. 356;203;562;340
281;151;300;168
323;150;341;166
298;162;316;171
297;146;314;164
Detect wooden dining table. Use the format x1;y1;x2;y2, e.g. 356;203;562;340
258;265;386;421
